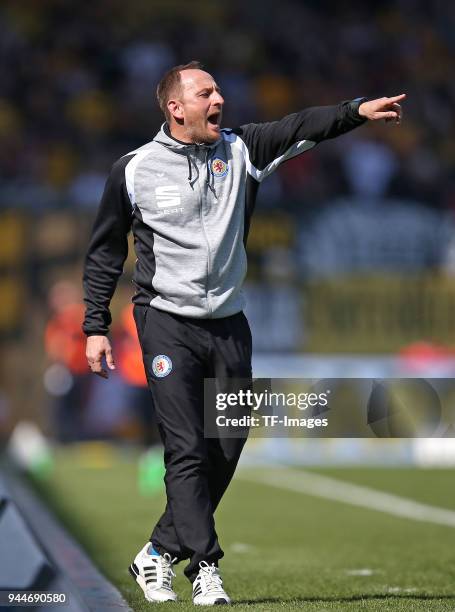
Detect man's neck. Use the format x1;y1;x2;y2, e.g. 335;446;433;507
166;122;217;146
167;123;194;144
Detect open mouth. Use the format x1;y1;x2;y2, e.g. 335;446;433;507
207;112;221;128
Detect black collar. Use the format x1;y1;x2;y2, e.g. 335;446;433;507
164;123;194;146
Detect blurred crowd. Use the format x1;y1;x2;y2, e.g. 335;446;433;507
1;0;455;211
43;280;156;443
2;0;455;441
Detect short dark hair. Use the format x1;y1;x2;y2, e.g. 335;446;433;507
156;61;204;122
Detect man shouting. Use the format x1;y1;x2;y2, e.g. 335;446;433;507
83;60;404;605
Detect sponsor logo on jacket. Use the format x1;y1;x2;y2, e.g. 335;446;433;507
155;185;181;208
154;185;184;214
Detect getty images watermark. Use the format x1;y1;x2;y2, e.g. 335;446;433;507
215;388;329;429
203;378;455;438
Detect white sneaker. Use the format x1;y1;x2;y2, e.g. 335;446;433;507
129;543;178;603
192;561;231;605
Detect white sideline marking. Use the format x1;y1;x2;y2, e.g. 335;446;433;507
345;569;375;576
230;542;254;553
238;468;455;528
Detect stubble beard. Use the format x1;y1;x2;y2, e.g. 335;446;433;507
185;118;218;145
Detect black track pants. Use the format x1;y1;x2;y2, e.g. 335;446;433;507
133;305;252;582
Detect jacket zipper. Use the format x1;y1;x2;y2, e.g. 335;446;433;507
196;151;213;316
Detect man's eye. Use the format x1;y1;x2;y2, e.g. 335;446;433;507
200;93;209;97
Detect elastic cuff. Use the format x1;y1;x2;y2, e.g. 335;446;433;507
350;97;368;121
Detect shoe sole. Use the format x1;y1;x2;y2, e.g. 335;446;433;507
129;562;177;603
193;597;230;606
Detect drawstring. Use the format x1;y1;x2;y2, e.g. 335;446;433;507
185;148;217;199
186;151;200;189
205;150;217;199
186;154;192;183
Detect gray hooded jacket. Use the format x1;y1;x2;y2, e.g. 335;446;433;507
83;99;366;335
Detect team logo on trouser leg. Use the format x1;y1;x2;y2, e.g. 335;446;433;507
152;355;173;378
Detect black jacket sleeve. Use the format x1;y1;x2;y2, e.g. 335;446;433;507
234;98;367;178
82;156;133;336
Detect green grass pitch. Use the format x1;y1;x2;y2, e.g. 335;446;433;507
33;446;455;611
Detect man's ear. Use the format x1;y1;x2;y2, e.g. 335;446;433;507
168;99;184;121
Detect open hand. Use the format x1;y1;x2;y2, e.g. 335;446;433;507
358;94;406;124
86;335;116;379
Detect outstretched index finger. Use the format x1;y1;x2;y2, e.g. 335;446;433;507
388;93;406;103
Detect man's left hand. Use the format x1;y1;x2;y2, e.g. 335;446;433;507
358;94;406;124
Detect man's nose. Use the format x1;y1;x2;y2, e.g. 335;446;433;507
213;92;224;105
